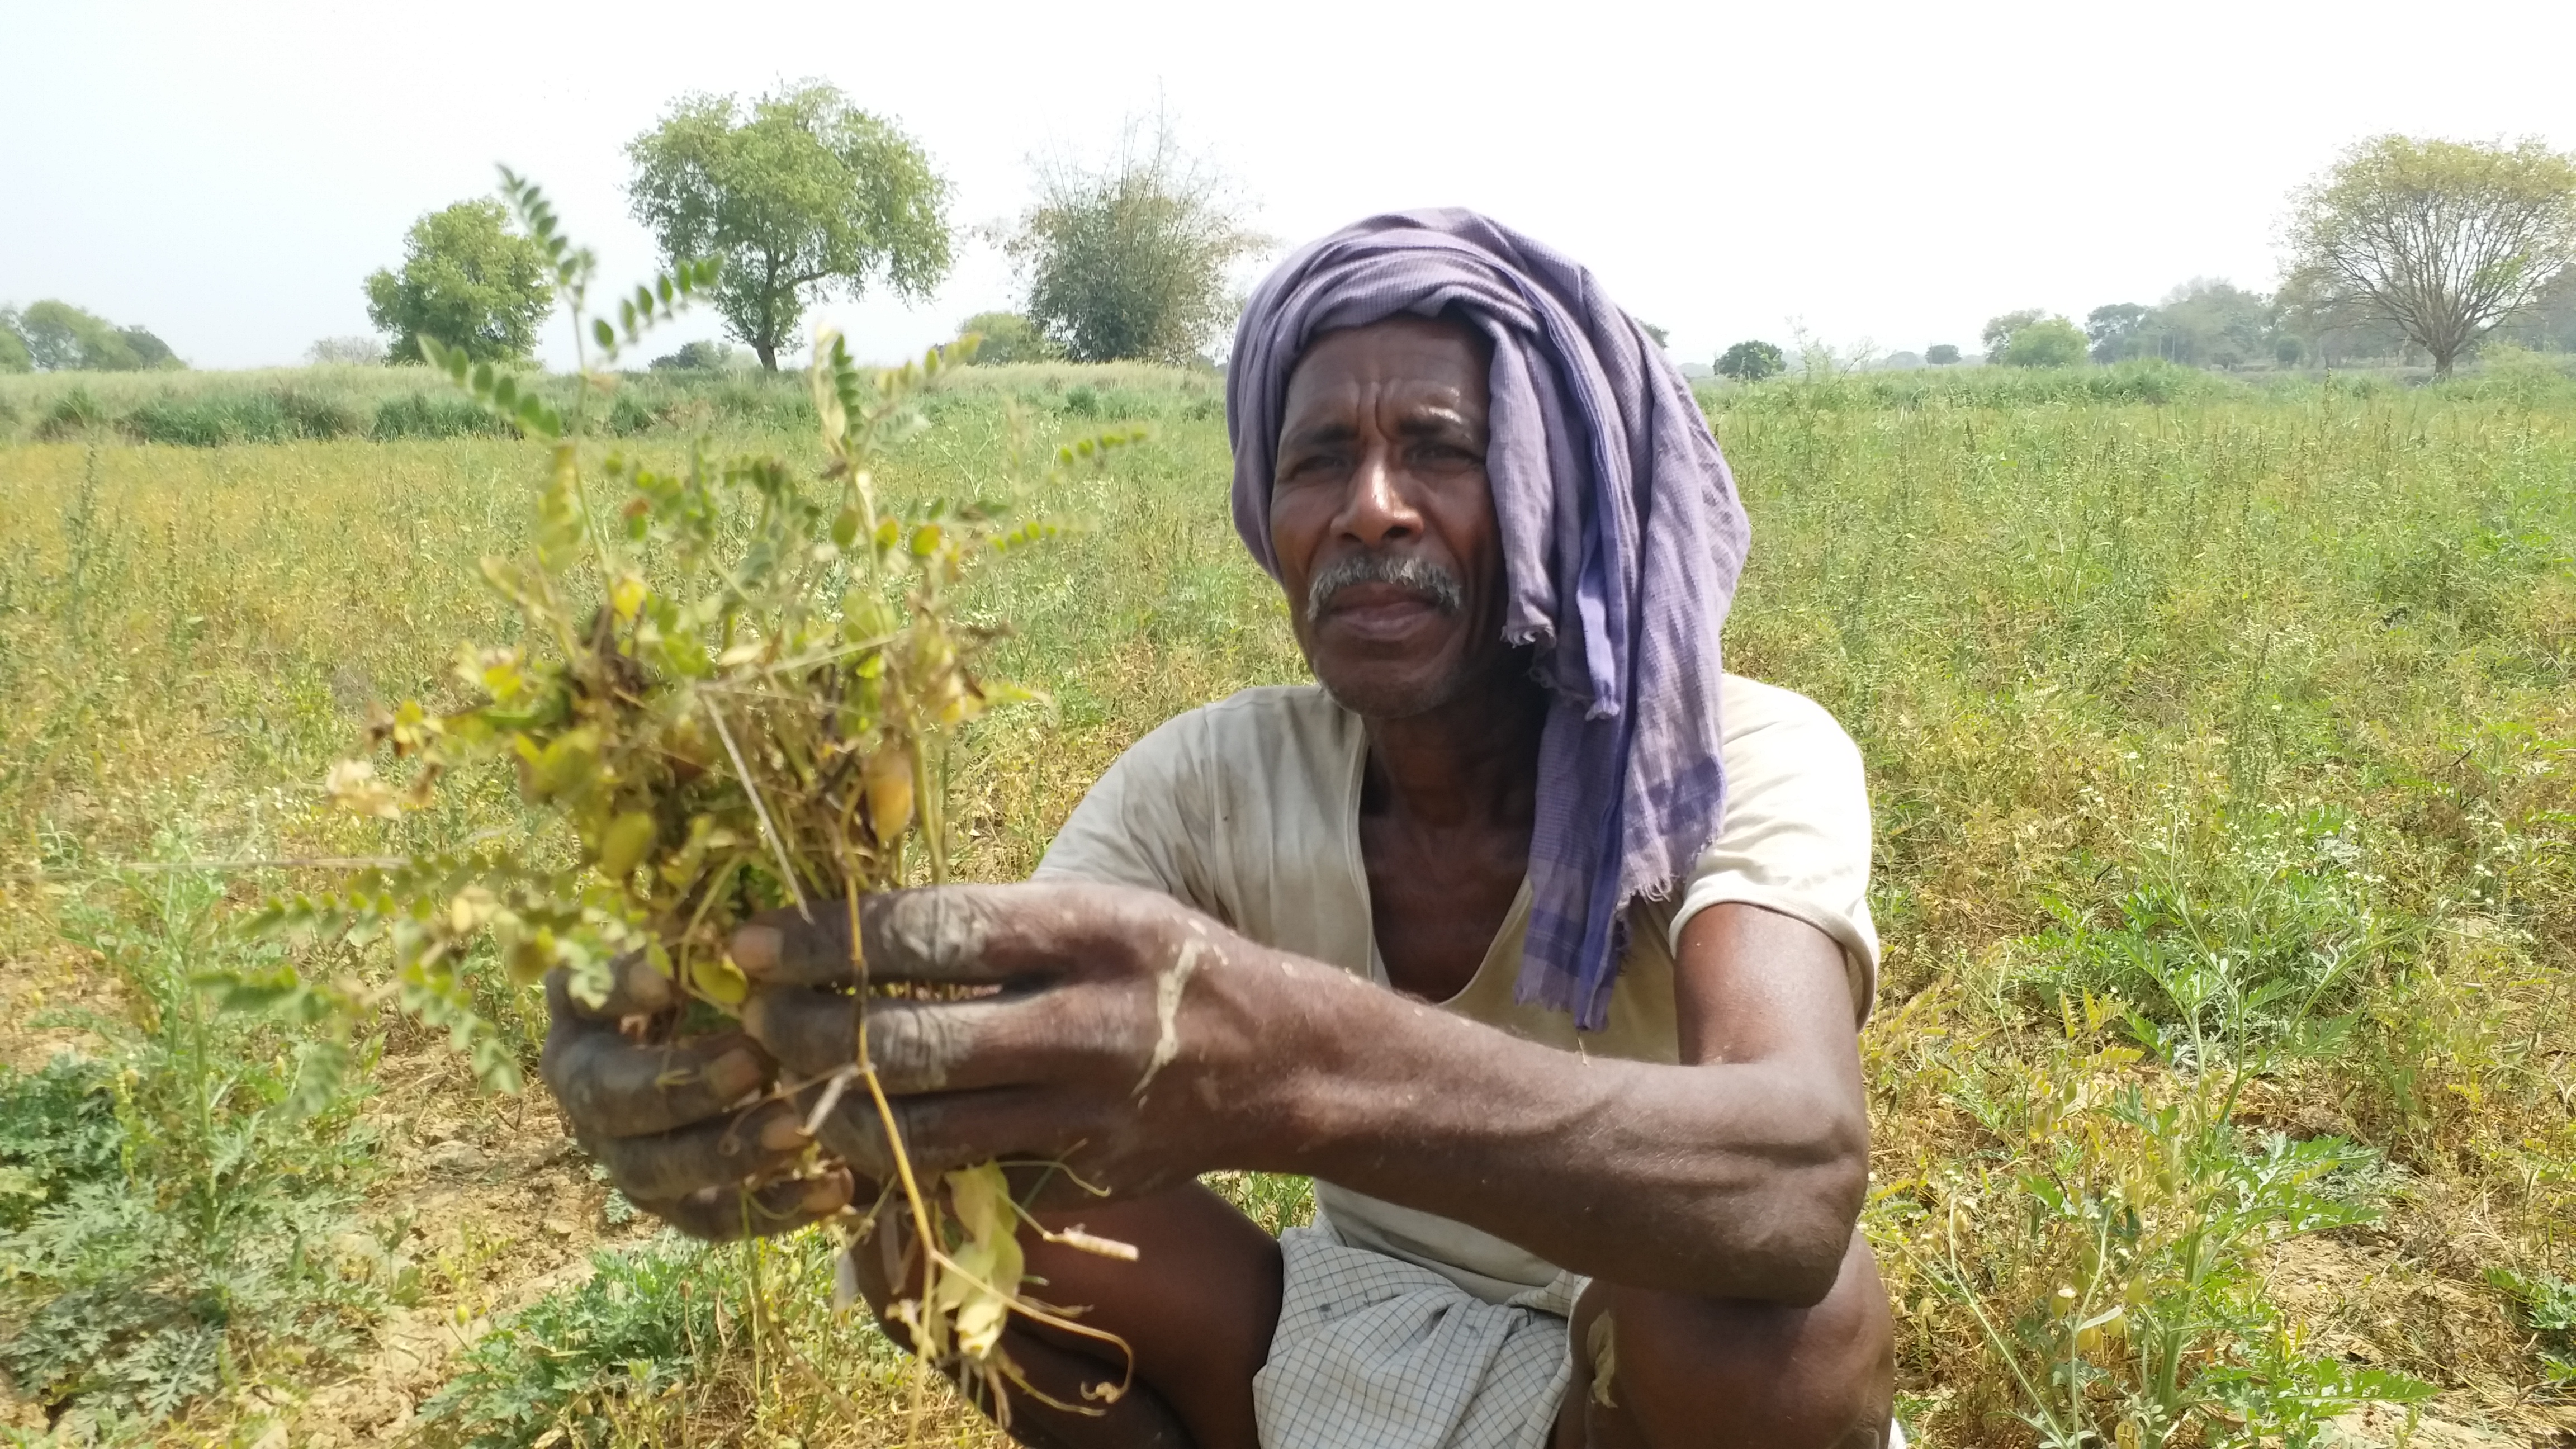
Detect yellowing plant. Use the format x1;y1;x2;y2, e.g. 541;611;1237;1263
236;172;1142;1415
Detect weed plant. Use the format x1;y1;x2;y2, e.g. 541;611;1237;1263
0;849;390;1436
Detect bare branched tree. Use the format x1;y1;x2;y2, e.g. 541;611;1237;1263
1009;116;1265;366
2283;135;2576;378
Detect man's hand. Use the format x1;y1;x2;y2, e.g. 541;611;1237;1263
539;957;855;1240
736;882;1291;1204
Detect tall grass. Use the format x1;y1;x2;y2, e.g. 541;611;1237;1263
0;370;2569;1443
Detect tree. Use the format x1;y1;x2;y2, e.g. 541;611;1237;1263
2086;303;2152;362
0;309;26;373
1981;309;2047;358
1925;343;1961;366
1638;320;1671;349
2151;279;2274;370
307;336;385;366
1997;315;2089;367
11;300;178;371
1715;339;1785;382
364;200;553;363
2497;264;2576;353
648;340;747;371
1010;116;1264;365
954;311;1059;366
2284;135;2576;378
627;83;953;371
118;326;177;368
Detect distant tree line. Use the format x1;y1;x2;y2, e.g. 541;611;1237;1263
1707;135;2574;382
351;87;1260;374
0;301;180;373
329;123;2576;382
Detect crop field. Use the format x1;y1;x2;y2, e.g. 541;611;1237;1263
1;360;2573;1446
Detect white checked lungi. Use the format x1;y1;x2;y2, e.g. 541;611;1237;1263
1251;1224;1909;1449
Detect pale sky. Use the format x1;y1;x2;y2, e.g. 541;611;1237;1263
6;0;2572;372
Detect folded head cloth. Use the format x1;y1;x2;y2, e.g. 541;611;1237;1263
1227;209;1750;1031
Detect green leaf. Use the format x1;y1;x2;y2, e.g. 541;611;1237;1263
286;1037;354;1119
655;275;674;306
491;374;518;409
593;319;616;351
619;299;638;339
471;361;495;397
517;396;561;439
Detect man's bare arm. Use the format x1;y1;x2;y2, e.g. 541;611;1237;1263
735;882;1868;1305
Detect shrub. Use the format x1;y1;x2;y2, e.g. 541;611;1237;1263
372;391;515;440
274;386;372;439
955;310;1059;365
32;387;112;440
606;390;657;435
122;392;296;446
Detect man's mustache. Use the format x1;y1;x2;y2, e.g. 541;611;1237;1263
1305;553;1465;623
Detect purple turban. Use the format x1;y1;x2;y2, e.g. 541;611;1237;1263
1226;209;1750;1031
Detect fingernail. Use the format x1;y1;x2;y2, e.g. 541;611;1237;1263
759;1114;811;1152
709;1049;765;1101
802;1177;851;1213
731;924;782;976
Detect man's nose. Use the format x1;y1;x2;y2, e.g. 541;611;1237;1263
1333;440;1421;547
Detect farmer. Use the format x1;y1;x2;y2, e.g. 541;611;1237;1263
543;211;1897;1448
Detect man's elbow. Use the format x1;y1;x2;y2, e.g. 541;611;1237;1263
1753;1107;1869;1306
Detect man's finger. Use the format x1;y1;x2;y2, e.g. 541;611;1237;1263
729;908;863;988
584;1101;815;1204
746;987;1044;1092
642;1171;855;1244
812;1085;1067;1183
549;955;676;1022
542;1024;771;1139
735;887;1050;989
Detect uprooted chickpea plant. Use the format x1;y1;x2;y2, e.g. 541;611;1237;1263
227;171;1148;1426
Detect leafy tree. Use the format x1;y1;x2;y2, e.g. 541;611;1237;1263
2285;134;2576;378
1925;343;1961;366
1981;309;2047;358
2274;267;2413;367
2086;304;2152;362
647;340;747;371
363;200;553;363
117;326;176;369
306;337;384;366
1010;116;1263;365
1715;339;1784;381
1638;320;1671;348
954;311;1059;366
2496;264;2576;353
2149;280;2275;370
10;300;179;372
1997;315;2089;367
0;309;30;373
627;83;953;371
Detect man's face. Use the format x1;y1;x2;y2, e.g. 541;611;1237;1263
1270;316;1511;719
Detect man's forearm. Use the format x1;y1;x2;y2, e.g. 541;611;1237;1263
1215;943;1866;1302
